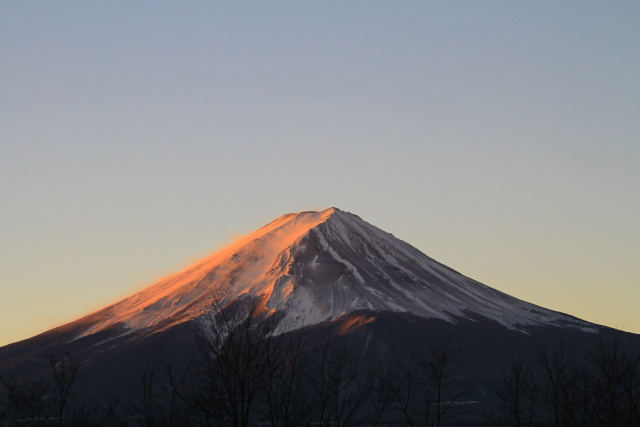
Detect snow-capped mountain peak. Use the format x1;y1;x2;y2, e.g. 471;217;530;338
72;208;595;341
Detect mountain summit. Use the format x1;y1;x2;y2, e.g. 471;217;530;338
66;207;592;343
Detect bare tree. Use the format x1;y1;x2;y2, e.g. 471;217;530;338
488;335;640;426
390;333;473;426
125;340;195;426
590;336;640;426
191;298;282;427
389;351;423;426
535;336;579;426
362;361;395;426
262;328;315;427
493;352;538;427
1;370;49;427
305;340;370;427
424;334;474;427
0;339;119;426
46;344;80;427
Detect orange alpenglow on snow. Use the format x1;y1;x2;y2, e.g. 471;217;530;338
337;314;377;335
75;208;336;338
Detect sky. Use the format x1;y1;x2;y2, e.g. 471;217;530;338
1;1;638;346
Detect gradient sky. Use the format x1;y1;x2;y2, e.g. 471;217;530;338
1;1;638;346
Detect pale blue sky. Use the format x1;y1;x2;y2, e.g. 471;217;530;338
1;1;639;345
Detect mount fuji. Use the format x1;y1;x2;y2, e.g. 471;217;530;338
0;207;633;413
47;207;594;343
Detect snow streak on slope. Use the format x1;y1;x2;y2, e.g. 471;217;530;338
73;208;595;341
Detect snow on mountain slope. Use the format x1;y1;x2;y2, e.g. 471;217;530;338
72;208;595;341
261;208;595;332
74;209;334;338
